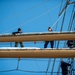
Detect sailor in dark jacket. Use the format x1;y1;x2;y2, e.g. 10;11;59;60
67;40;74;48
12;28;24;47
61;60;71;75
44;27;54;48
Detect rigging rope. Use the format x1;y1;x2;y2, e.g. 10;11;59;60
57;0;72;74
0;69;16;72
3;1;65;34
0;68;62;73
17;59;20;70
34;59;42;75
3;0;49;22
51;0;67;29
68;4;75;31
63;3;75;48
10;1;21;27
44;2;53;25
46;59;51;75
51;59;56;75
56;0;70;49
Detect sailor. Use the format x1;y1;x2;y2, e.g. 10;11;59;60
61;60;71;75
44;27;54;48
67;40;74;48
12;28;24;47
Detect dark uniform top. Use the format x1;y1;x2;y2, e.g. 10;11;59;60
12;28;24;47
61;61;71;75
67;40;74;48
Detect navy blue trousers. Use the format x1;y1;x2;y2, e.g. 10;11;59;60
44;41;54;48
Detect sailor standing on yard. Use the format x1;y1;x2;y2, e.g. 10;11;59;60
12;28;24;47
44;27;54;48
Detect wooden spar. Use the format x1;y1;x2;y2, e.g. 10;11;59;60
0;49;75;58
0;32;75;42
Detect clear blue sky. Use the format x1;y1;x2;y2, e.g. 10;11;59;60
0;0;75;75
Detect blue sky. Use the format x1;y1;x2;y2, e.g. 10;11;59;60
0;0;75;75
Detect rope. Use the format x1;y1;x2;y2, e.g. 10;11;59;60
16;58;20;70
69;11;75;31
3;1;65;34
3;0;49;22
10;1;21;28
56;0;69;49
51;59;56;75
0;69;16;72
57;1;71;74
44;2;53;25
63;3;75;48
59;0;70;16
46;59;51;75
55;0;63;31
54;0;64;49
34;59;42;74
0;69;62;73
68;4;75;31
51;0;68;29
57;58;63;75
